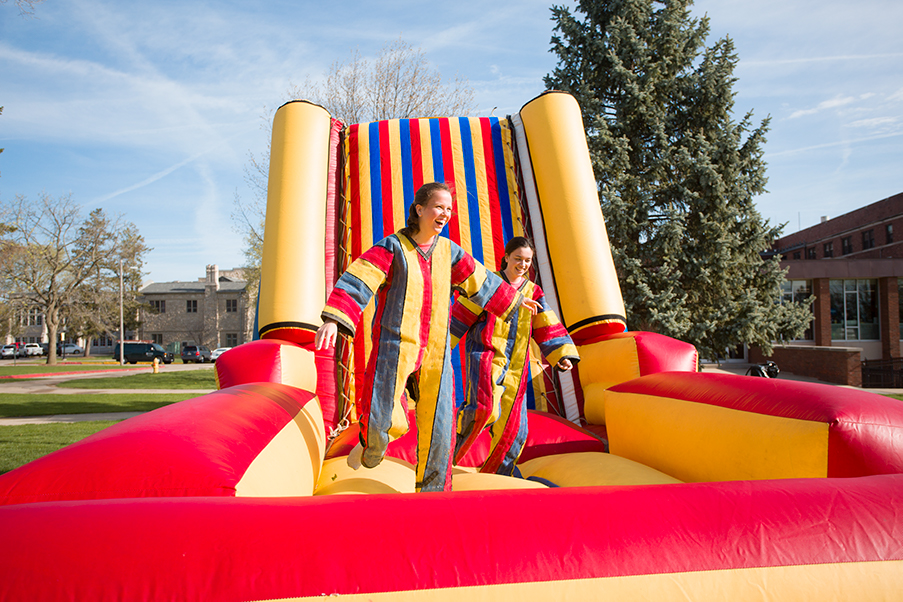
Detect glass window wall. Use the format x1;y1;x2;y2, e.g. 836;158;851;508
831;279;878;340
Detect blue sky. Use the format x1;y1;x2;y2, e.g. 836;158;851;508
1;0;901;283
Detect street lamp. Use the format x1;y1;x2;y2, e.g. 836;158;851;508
119;258;124;366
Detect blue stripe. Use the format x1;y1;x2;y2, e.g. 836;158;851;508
368;121;383;240
525;373;537;410
452;344;465;408
335;273;377;310
400;119;414;217
459;117;483;263
491;118;515;241
429;119;444;182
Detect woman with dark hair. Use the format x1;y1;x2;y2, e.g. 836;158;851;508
451;236;579;476
315;182;539;492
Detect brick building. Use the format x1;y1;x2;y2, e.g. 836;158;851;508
759;192;903;385
138;265;254;354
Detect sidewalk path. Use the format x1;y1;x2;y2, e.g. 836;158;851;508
0;412;146;426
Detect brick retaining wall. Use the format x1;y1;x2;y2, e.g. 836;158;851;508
749;345;862;387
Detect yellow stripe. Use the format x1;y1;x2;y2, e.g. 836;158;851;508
346;258;387;294
448;119;471;254
356;124;374;248
418;120;434;186
389;119;405;233
257;560;903;601
606;391;830;482
415;239;454;485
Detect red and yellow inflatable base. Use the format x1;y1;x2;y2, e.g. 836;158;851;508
2;339;903;600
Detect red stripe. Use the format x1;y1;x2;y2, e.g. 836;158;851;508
571;322;627;345
481;281;518;318
324;294;363;329
450;252;476;287
438;118;461;245
348;124;362;260
378;120;394;235
362;245;394;274
480;119;506;265
533;323;570;342
324;119;343;289
410;119;424;191
416;253;431;367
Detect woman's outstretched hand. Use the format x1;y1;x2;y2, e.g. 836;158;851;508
315;321;338;350
521;297;541;315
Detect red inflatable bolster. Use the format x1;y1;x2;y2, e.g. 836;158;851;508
0;383;316;506
325;409;607;466
1;476;902;600
215;339;340;434
610;372;903;477
214;339;288;389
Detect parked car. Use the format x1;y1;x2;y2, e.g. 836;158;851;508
58;343;84;356
210;347;232;362
24;343;43;356
1;344;23;359
113;342;174;365
181;345;212;364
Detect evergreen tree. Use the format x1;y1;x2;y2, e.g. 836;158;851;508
545;0;811;361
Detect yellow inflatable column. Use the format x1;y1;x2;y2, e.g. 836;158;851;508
258;100;332;347
518;91;626;344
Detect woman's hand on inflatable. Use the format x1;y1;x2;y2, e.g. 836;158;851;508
315;321;338;350
557;358;573;372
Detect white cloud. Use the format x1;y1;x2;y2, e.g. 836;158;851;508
848;117;898;129
789;95;858;119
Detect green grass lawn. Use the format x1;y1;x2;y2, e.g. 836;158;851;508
0;393;193;417
56;369;217;390
0;421;118;475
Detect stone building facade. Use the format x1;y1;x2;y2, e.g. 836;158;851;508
138;265;254;354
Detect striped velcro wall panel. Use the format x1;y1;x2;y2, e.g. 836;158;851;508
337;117;561;417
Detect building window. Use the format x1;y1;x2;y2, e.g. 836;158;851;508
823;242;833;258
151;334;163;345
831;279;878;341
186;300;198;313
226;299;238;313
862;229;875;250
150;300;165;313
887;223;894;244
792;251;801;260
780;280;813;340
841;236;852;255
92;336;113;347
225;333;238;347
22;308;43;326
899;280;903;340
806;247;816;259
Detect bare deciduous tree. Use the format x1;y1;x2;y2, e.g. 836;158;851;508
1;0;45;17
0;193;149;364
233;38;476;291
